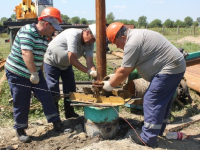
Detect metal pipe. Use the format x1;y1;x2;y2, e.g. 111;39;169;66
96;0;106;81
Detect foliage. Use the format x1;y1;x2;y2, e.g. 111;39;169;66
80;18;88;25
163;19;174;28
129;20;138;27
11;14;16;21
193;21;199;27
174;19;186;28
197;17;200;23
61;14;70;24
106;12;115;24
184;16;193;27
70;16;80;24
87;20;95;24
138;16;147;28
148;19;162;28
0;17;8;26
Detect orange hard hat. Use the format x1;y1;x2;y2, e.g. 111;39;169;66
106;22;124;43
38;7;62;23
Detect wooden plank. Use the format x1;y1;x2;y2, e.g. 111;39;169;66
165;114;200;132
184;73;200;93
185;71;200;78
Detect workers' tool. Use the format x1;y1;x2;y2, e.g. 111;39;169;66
69;92;126;106
92;81;104;97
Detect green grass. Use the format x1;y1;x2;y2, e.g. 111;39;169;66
0;34;10;59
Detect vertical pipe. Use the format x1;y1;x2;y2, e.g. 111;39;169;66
96;0;106;81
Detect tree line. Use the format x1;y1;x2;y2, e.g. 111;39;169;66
0;12;200;28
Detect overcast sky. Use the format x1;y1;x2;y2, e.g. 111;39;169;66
0;0;199;23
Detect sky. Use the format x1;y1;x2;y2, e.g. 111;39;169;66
0;0;199;23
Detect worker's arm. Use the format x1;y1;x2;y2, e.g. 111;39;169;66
68;51;89;73
22;49;36;72
109;66;135;87
85;55;96;71
22;49;39;84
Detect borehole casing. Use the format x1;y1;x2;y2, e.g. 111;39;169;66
84;106;119;139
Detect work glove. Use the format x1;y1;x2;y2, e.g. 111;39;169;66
103;74;128;86
30;72;39;84
102;81;113;92
103;74;115;81
87;70;97;78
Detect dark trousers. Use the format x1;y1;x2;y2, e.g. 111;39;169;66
141;72;185;147
43;63;76;116
6;69;60;130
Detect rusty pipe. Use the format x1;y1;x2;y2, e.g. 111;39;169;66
96;0;106;81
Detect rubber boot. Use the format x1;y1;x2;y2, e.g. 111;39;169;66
53;120;63;132
64;99;79;119
16;129;31;143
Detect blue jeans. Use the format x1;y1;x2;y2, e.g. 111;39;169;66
6;69;60;130
43;63;76;115
141;72;185;147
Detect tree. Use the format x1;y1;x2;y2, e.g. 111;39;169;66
11;14;16;21
106;12;115;24
193;21;199;27
129;19;138;27
197;17;200;23
80;18;88;24
148;19;162;28
174;19;186;27
115;19;128;24
184;16;193;27
61;14;70;24
70;16;80;24
0;17;8;26
87;20;95;24
163;19;174;28
138;16;147;28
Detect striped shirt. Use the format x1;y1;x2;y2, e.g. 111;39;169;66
5;24;48;78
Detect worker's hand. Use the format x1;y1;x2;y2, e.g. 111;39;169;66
103;74;115;81
30;72;39;84
102;81;113;91
87;70;97;77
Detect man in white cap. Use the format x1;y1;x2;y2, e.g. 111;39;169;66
43;24;97;119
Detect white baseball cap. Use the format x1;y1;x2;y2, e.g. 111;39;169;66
89;24;96;39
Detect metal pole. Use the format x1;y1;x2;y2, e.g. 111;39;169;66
96;0;106;81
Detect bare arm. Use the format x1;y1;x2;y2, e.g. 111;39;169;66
68;51;89;73
22;49;36;73
85;55;96;71
109;66;135;87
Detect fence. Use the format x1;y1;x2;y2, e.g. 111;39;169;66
148;26;200;36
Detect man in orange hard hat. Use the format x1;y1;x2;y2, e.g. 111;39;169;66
5;7;63;143
103;22;186;147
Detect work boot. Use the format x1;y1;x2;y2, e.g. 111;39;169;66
64;100;79;119
53;120;63;132
65;111;79;119
16;129;31;143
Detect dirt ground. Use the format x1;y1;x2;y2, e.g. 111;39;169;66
1;36;200;150
177;35;200;45
0;110;200;150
